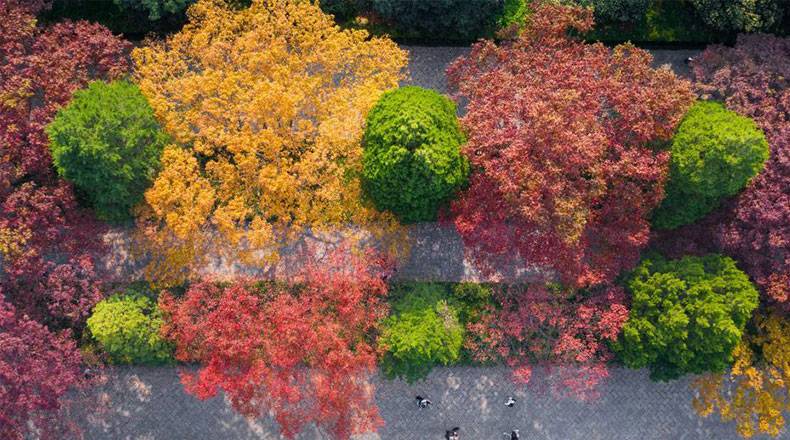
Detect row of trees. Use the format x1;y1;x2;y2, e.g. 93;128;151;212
1;0;788;439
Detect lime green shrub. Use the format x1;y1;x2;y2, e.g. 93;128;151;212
613;254;759;381
87;292;173;364
380;284;464;382
47;80;170;222
362;86;468;223
652;101;769;229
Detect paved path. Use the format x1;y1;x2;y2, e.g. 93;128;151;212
80;365;782;440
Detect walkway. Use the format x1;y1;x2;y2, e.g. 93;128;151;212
80;365;776;440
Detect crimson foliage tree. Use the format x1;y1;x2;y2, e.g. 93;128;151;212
691;34;790;312
0;1;130;437
159;248;391;439
0;298;85;440
465;284;629;400
0;0;131;327
446;3;695;288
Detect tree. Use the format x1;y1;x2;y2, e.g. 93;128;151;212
133;0;407;287
693;313;790;438
614;254;760;381
47;80;170;222
690;0;783;32
691;34;790;312
0;0;131;328
113;0;194;20
574;0;650;23
652;101;769;229
465;284;629;400
362;86;468;223
369;0;526;42
0;298;85;440
446;3;695;287
379;283;464;382
158;248;390;439
87;290;173;364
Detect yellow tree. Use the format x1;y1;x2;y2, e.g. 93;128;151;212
132;0;407;286
693;313;790;438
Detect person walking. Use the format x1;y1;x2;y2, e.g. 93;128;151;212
415;395;432;409
510;429;520;440
445;426;460;439
505;396;516;408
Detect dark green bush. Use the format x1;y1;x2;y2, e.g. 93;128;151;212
451;282;493;323
320;0;368;22
613;254;759;381
47;80;170;222
362;86;468;223
87;291;173;364
690;0;784;32
380;284;464;382
113;0;194;20
369;0;525;42
652;101;769;229
576;0;650;23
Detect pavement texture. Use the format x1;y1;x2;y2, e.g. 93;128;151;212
80;365;783;440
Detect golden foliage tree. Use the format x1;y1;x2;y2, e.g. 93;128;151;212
132;0;407;286
693;313;790;438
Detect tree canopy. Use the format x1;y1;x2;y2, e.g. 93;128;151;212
446;3;695;287
133;0;407;286
615;254;760;381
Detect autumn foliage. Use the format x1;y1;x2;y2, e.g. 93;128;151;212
133;0;407;286
158;248;391;439
694;313;790;438
446;3;695;287
465;284;629;400
0;1;130;437
691;34;790;312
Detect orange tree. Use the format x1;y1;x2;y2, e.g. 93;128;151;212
693;313;790;438
446;3;695;288
132;0;407;286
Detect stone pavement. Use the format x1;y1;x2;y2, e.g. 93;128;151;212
80;365;783;440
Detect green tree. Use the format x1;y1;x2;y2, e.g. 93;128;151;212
47;80;170;222
690;0;783;32
113;0;194;20
652;101;769;229
362;86;468;223
614;254;760;381
87;291;173;364
379;284;464;382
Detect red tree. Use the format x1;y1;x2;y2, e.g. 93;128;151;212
159;248;391;439
0;298;85;440
0;0;131;328
446;3;695;287
465;284;628;400
692;34;790;311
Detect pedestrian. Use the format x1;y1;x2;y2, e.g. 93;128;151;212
511;429;520;440
505;396;516;407
415;395;431;409
445;426;460;439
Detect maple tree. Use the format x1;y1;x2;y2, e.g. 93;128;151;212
0;0;130;327
0;297;85;440
690;34;790;312
133;0;407;287
446;2;695;287
465;283;629;400
693;313;790;438
158;247;391;439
